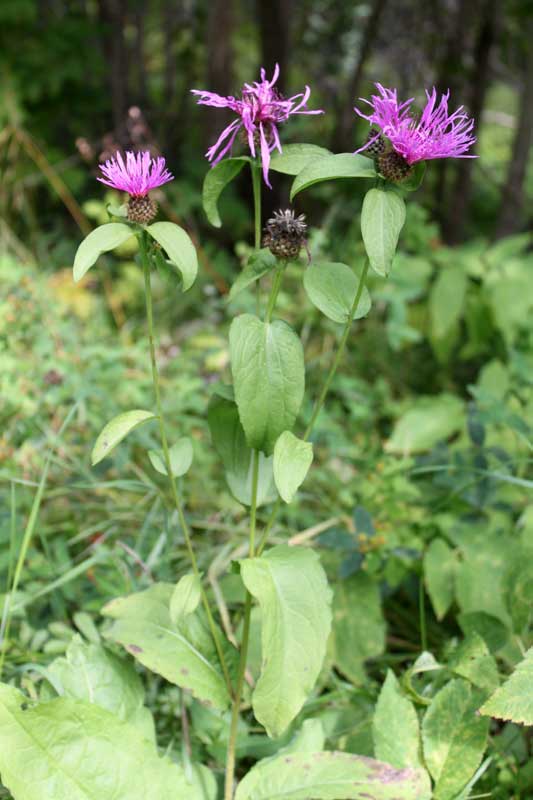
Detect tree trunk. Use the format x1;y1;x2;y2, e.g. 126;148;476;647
495;23;533;238
332;0;388;153
257;0;290;94
97;0;130;141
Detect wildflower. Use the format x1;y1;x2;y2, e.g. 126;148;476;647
263;209;308;261
192;65;323;188
355;84;476;182
97;150;174;224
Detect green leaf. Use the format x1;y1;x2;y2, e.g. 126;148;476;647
455;528;513;627
448;632;499;693
479;647;533;725
229;314;305;455
0;684;210;800
148;437;193;477
400;161;426;192
424;538;456;620
303;262;371;323
73;223;133;282
170;574;202;624
290;153;376;200
202;157;249;227
235;751;432;800
92;409;156;465
270;143;332;176
458;612;509;653
385;394;465;455
422;679;489;800
373;670;423;769
273;431;313;503
430;266;468;339
146;221;198;292
331;573;386;684
207;390;277;507
48;635;155;741
102;583;232;711
240;545;332;738
229;249;277;301
361;188;406;277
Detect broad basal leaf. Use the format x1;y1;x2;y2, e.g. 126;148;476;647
202;157;249;227
361;188;406;277
422;679;489;800
270;144;331;176
273;431;313;503
240;545;332;738
92;409;156;465
373;670;422;769
235;750;431;800
207;389;277;506
303;262;371;323
73;223;133;282
0;684;209;800
102;583;232;711
230;314;305;455
290;153;376;200
479;647;533;725
146;222;198;292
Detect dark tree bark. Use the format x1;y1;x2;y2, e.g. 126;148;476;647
97;0;130;140
442;0;498;243
332;0;388;152
132;4;147;110
257;0;290;94
495;21;533;238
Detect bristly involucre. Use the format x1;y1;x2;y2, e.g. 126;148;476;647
263;209;308;261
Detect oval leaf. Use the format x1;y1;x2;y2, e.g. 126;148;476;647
290;153;376;200
229;314;305;455
148;437;193;477
240;544;332;738
361;188;406;277
102;583;232;710
170;574;202;625
270;143;332;176
73;223;133;282
273;431;313;503
235;750;431;800
304;262;371;323
229;249;277;302
92;409;156;466
202;157;249;227
146;221;198;292
373;670;423;770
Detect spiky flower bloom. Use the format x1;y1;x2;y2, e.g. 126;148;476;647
263;209;308;261
97;151;174;223
355;84;476;181
192;65;323;188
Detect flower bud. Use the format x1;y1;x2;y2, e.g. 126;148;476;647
263;209;307;261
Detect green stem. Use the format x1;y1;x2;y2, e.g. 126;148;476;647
139;232;233;699
256;260;371;557
251;162;262;314
419;574;427;651
224;449;260;800
265;266;284;323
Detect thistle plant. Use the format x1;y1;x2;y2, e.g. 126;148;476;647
0;79;489;800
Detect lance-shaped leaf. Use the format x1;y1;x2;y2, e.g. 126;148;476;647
240;545;332;738
0;684;211;800
424;538;456;620
479;647;533;725
235;750;432;800
361;188;406;277
146;221;198;291
373;670;423;770
102;583;232;711
304;262;371;323
273;431;313;503
148;437;193;477
230;314;305;455
207;388;277;507
92;409;156;465
73;223;134;282
270;143;331;175
202;156;249;227
290;153;376;200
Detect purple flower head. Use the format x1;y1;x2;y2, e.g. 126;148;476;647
97;151;174;196
192;64;323;188
355;84;476;165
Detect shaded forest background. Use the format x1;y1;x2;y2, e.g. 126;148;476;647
0;0;532;262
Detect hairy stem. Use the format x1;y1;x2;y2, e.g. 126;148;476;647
139;232;233;699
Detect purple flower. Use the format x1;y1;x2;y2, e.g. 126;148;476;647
355;84;476;165
192;64;323;187
97;151;174;196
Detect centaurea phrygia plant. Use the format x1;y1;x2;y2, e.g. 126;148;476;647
192;63;323;187
355;83;476;181
98;150;174;223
